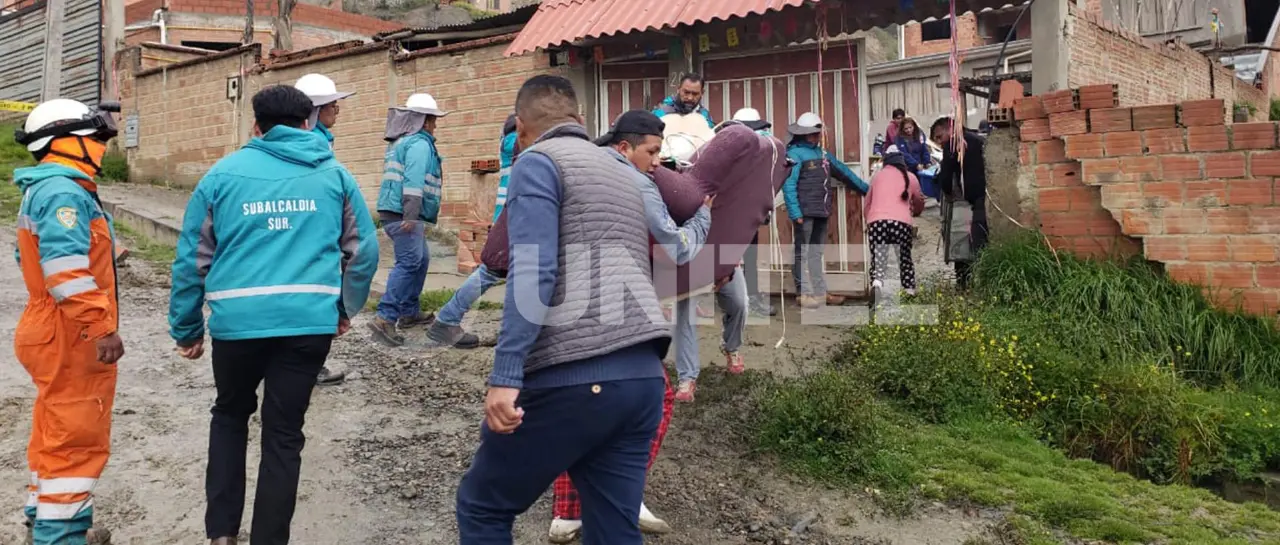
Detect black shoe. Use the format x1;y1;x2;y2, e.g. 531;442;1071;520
366;316;406;347
317;366;346;386
426;320;480;349
397;312;434;329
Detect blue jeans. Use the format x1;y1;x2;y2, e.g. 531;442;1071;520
456;378;663;545
376;221;429;321
673;266;748;383
436;264;504;326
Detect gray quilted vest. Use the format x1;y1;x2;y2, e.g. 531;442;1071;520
521;123;670;374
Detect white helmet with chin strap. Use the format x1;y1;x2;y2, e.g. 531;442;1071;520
19;99;100;153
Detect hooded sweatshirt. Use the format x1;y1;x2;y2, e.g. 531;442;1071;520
376;129;443;224
493;115;519;223
312;122;335;149
169;124;379;343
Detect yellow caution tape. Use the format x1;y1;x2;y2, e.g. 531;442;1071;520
0;100;36;113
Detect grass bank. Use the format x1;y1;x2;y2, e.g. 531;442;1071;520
0;124;34;221
754;232;1280;544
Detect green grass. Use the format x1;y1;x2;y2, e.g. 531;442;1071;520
0;124;34;221
113;222;175;265
419;287;502;313
972;231;1280;389
755;371;1280;544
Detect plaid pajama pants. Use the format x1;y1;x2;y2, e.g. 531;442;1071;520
551;372;675;520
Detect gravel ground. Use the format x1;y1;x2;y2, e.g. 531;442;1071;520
0;221;990;545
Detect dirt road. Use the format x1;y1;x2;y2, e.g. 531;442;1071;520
0;223;989;544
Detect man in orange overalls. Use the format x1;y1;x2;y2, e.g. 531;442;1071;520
12;98;125;545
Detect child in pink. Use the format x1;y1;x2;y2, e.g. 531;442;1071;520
865;146;926;301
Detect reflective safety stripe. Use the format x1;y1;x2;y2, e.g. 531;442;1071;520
425;173;441;185
17;215;36;231
382;174;402;184
497;186;508;196
206;284;341;301
40;255;90;277
402;187;424;198
499;167;511;177
386;161;405;172
36;500;91;520
25;491;37;508
49;276;98;302
39;477;96;495
424;185;441;197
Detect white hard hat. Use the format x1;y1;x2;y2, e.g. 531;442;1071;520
294;73;353;107
402;93;448;117
788;112;823;136
23;99;95;152
732;108;762;122
661;134;701;165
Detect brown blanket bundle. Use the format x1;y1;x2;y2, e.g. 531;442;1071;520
480;124;787;299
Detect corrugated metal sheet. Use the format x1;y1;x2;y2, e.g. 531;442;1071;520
506;0;807;56
0;0;101;105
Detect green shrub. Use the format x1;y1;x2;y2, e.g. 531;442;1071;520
100;151;129;183
1271;97;1280;121
972;232;1280;388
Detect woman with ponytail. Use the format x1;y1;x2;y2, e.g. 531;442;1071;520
865;145;926;305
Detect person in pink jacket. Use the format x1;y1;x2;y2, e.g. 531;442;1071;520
865;145;926;305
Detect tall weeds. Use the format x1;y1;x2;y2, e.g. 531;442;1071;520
972;232;1280;388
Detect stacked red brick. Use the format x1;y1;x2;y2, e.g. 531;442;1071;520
456;221;491;274
1015;85;1280;315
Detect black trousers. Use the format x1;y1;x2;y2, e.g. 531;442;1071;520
205;334;333;544
954;197;990;290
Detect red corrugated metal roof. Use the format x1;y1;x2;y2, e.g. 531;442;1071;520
506;0;808;56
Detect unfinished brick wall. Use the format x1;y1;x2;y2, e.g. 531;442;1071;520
1015;86;1280;316
1067;4;1267;119
117;36;566;241
902;13;981;58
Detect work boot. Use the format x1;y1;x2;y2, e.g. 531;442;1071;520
316;365;346;386
210;537;238;545
639;502;672;534
748;294;777;317
366;316;405;347
23;520;31;545
426;320;480;349
547;518;582;544
826;294;846;306
799;295;822;309
86;527;112;545
397;312;434;329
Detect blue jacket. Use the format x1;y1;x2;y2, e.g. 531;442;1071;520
493;131;518;223
653;96;715;128
313;122;335;148
895;134;930;171
169;125;379;343
376;130;443;223
782;141;868;220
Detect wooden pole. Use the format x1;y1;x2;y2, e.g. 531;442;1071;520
104;0;125;102
41;0;67;101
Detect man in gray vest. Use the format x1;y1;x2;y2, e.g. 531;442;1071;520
455;76;670;545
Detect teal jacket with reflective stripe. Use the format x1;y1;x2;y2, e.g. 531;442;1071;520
168;125;380;343
376;130;443;223
492;131;517;223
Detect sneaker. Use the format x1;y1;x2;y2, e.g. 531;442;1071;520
548;518;582;544
86;527;112;545
748;294;777;317
870;280;884;309
316;366;346;386
674;379;697;402
639;502;672;534
366;316;405;347
425;320;480;349
905;288;917;297
800;295;822;309
397;312;434;329
724;351;745;375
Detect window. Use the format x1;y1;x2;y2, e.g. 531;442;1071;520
485;0;499;10
181;41;242;52
920;19;951;41
993;24;1015;41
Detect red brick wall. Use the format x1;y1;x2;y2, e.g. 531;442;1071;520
117;37;567;235
902;13;980;58
1016;87;1280;316
125;0;402;37
1068;4;1267;118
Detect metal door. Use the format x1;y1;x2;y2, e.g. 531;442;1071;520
703;46;868;297
597;61;669;134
